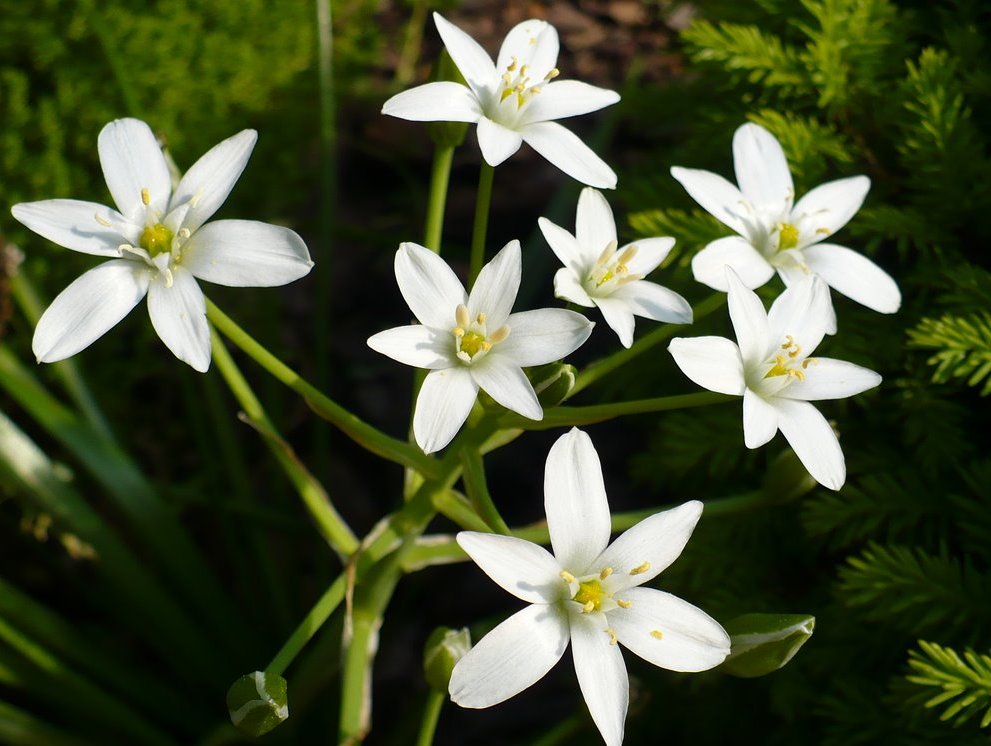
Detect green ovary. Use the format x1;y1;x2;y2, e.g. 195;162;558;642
459;331;487;358
777;223;800;251
139;223;174;257
574;579;606;612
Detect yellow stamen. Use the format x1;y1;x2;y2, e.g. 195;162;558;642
545;68;559;80
650;630;664;640
599;567;613;580
816;227;831;235
476;312;486;325
605;628;618;645
629;562;651;576
94;213;112;228
616;599;632;609
500;88;514;103
507;56;518;72
560;571;576;584
582;600;595;613
489;325;511;344
455;304;470;328
140;188;151;206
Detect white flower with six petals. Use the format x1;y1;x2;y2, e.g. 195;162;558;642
382;14;620;188
668;269;881;490
11;118;313;372
539;187;692;347
367;241;593;453
670;122;900;326
450;427;730;746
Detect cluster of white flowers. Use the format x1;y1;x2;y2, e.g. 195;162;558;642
9;12;899;746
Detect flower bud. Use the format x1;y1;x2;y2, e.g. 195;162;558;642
423;626;471;691
761;447;818;504
226;671;289;736
427;51;470;148
721;613;815;678
529;363;577;408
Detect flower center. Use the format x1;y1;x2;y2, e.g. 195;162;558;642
451;304;510;364
586;241;642;293
776;222;800;251
139;223;174;257
764;335;814;381
573;579;607;612
498;56;559;110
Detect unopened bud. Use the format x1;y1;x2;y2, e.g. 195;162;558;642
721;613;815;678
761;447;818;504
423;627;471;691
226;671;289;736
529;363;577;408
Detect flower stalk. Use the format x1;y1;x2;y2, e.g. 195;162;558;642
469;162;494;284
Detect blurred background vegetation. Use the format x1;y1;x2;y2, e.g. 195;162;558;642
1;0;990;744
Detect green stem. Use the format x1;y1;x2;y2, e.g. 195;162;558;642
267;574;346;676
205;299;441;479
424;145;455;252
469;162;495;285
502;391;734;430
209;331;359;557
432;489;491;533
460;446;510;534
571;292;726;397
414;690;446;746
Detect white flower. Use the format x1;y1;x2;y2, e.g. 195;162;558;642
382;13;620;189
670;122;901;326
11;118;313;372
539;187;692;348
449;428;729;746
368;241;592;453
668;269;882;490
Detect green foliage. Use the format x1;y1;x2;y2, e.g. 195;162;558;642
908;313;991;395
907;641;991;731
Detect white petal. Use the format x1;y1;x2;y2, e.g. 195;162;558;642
476;117;524;166
449;604;569;708
413;367;478;453
792;175;870;246
394;242;467;329
539;217;586;273
773;398;845;490
622;236;675;276
544;428;611;574
170;130;256;232
180;220;313;287
456;532;565;604
594;296;635;348
521;122;617;189
668;337;746;396
520;81;620;126
733;123;793;213
576;187;617;259
610;281;692;325
11;200;136;256
553;268;595;307
146;266;210;372
766;275;831;355
669;166;747;235
33;259;150;363
469;355;541;420
496;19;559;81
381;82;481;123
779;358;881;401
499;308;593;366
98;118;172;219
802;243;901;313
691;236;774;291
594;501;702;593
743;389;778;448
569;612;628;746
432;13;497;96
725;268;771;366
610;587;730;672
367;325;453;369
467;240;520;328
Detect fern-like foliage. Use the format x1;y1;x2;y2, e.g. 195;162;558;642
908;313;991;395
626;208;728;267
907;640;991;730
746;109;852;186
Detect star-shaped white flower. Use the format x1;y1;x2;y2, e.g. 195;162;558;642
539;187;692;348
668;269;882;490
449;428;730;746
367;241;593;453
670;122;900;326
382;13;620;189
11;118;313;372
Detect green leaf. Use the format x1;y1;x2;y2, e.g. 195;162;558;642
721;613;815;678
226;672;289;737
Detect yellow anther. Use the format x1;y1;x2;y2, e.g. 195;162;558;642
777;222;800;251
605;628;618;645
790;368;806;381
140;188;151;206
480;341;492;352
788;344;802;359
595;240;618;266
515;82;526;93
502;73;512;84
582;600;595;613
94;213;113;227
599;567;613;580
545;68;559;80
650;630;664;640
489;325;511;344
476;312;486;325
452;327;465;338
455;304;470;328
500;88;514;103
616;599;632;609
802;358;817;369
530;85;542;95
519;65;528;77
629;561;651;576
574;579;606;613
617;245;638;265
781;335;796;350
507;56;518;72
816;227;831;235
560;571;576;584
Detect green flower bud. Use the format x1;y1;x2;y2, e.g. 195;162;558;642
427;51;470;148
226;671;289;736
423;626;471;691
761;447;818;504
530;363;577;408
721;613;815;678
